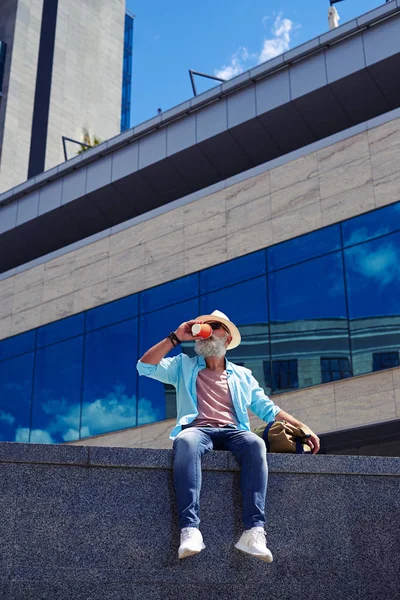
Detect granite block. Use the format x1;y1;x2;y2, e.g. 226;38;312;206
1;444;399;599
0;442;89;466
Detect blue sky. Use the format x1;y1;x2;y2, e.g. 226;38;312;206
125;0;383;126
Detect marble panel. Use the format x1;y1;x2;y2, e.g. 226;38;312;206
11;305;42;336
183;190;226;225
274;384;336;414
142;253;186;289
270;153;318;194
0;295;13;321
370;145;400;181
0;277;15;300
392;367;400;390
44;252;76;281
184;237;227;275
317;132;369;175
109;245;148;279
13;265;44;294
145;230;184;264
74;258;109;290
319;156;373;200
368;118;400;154
333;370;393;404
12;284;43;314
321;182;376;226
336;389;396;429
184;212;226;251
109;227;139;256
141;419;175;447
74;237;110;269
225;172;270;209
42;272;75;303
107;266;146;303
227;219;273;260
271;176;320;218
73;281;109;313
40;293;75;327
0;316;12;340
272;201;322;245
70;426;143;448
277;402;337;434
373;173;400;208
227;195;272;235
395;388;400;418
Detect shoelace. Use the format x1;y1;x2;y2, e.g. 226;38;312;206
252;529;266;545
182;528;199;541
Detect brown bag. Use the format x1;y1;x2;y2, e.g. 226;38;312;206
253;420;312;454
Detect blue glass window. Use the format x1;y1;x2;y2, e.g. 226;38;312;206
30;336;83;443
272;360;298;392
86;295;138;332
121;13;134;131
342;202;400;248
140;274;198;314
201;277;270;392
0;330;36;361
345;232;400;375
37;314;84;348
267;225;341;272
269;252;349;388
372;352;399;372
81;318;138;438
0;353;34;442
138;298;199;426
200;251;266;294
321;358;352;383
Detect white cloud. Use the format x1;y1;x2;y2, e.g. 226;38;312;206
214;46;250;80
259;15;294;63
214;14;296;81
13;384;165;443
349;242;400;288
0;410;15;425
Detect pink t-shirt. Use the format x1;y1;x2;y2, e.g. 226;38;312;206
191;369;238;428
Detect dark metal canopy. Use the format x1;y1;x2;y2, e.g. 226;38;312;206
1;4;400;274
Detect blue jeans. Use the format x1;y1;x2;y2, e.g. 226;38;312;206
172;426;268;530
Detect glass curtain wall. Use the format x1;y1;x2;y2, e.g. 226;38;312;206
0;201;399;443
120;13;134;132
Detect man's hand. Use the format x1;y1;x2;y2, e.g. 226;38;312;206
175;320;201;342
305;430;320;454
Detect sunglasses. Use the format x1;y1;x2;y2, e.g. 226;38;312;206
208;322;231;335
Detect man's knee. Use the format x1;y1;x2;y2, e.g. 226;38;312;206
242;432;267;458
173;429;202;453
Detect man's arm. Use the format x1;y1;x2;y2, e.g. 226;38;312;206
275;409;320;454
139;319;199;364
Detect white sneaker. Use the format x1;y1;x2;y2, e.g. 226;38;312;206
235;527;273;563
178;527;206;559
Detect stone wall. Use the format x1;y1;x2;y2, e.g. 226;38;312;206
0;116;399;340
0;442;399;599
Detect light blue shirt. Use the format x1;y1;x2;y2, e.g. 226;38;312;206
137;354;281;440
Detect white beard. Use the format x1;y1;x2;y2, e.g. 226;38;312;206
194;333;228;358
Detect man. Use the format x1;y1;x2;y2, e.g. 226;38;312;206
137;310;320;563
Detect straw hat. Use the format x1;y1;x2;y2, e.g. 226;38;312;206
194;310;241;350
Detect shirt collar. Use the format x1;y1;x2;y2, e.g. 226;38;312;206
196;355;233;374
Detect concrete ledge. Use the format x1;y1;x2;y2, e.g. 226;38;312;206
1;443;399;600
1;442;400;475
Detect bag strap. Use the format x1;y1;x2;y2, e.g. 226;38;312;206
262;421;275;452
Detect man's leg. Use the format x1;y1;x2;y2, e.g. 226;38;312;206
221;430;273;562
173;427;214;528
173;427;213;559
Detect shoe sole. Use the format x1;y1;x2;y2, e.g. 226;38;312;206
178;543;206;560
234;542;273;563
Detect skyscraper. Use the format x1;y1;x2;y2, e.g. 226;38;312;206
0;0;131;193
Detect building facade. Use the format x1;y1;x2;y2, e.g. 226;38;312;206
0;3;399;454
0;0;127;193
